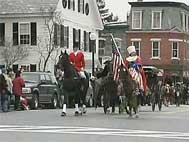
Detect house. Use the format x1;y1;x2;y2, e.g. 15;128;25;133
0;0;103;73
127;1;189;82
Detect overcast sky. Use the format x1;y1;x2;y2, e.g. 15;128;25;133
105;0;189;21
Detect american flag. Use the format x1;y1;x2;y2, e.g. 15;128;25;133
111;35;123;81
129;67;144;91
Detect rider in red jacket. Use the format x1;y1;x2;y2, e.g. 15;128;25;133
69;42;86;78
68;42;86;114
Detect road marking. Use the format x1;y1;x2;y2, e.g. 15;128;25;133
0;125;189;140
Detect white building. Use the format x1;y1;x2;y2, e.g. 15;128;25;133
0;0;103;73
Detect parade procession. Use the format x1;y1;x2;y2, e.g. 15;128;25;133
1;0;189;142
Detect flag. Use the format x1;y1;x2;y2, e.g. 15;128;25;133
129;67;144;91
111;34;123;81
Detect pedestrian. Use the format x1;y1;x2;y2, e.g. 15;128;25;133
12;70;28;110
0;68;9;112
6;68;14;110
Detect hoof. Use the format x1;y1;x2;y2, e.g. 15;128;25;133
82;108;87;114
75;111;82;116
135;115;139;118
61;112;66;117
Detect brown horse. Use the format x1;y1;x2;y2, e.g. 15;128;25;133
119;65;140;118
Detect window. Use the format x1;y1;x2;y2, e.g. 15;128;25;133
99;38;105;56
45;74;52;83
13;23;19;45
64;26;69;48
68;0;75;10
40;74;45;81
31;23;37;45
132;11;142;29
73;28;80;49
78;0;84;13
55;24;69;48
84;31;89;51
30;64;36;72
13;22;36;46
152;41;160;58
0;23;5;46
20;23;30;45
152;11;162;29
132;41;140;56
172;41;179;58
181;12;186;31
21;65;29;71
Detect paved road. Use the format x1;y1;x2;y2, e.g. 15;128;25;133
0;105;189;142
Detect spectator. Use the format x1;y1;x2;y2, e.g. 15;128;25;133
12;70;25;110
0;68;8;112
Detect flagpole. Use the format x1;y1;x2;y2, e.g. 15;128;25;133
110;33;124;63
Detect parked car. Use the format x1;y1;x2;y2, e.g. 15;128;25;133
22;72;61;109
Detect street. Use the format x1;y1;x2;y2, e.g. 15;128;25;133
0;105;189;142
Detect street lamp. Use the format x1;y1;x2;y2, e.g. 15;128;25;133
90;33;97;76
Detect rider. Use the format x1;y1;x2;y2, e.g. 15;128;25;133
69;42;86;113
124;45;147;93
69;42;86;79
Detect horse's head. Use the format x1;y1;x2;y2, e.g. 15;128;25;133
57;50;70;71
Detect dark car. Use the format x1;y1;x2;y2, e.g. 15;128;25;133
22;72;61;109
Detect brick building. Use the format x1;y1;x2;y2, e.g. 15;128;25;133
126;1;189;82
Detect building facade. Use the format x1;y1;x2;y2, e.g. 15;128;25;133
0;0;103;73
127;1;189;81
99;22;128;67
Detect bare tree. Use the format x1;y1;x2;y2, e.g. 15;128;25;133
37;7;63;71
1;40;29;69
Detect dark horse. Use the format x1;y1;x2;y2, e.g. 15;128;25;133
56;51;89;116
93;60;118;114
119;65;140;118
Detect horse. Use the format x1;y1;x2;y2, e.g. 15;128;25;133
93;60;118;114
119;65;140;118
56;51;89;116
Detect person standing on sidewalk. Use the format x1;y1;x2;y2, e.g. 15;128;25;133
12;70;25;110
0;68;8;112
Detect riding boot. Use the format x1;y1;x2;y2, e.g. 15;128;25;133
61;104;66;116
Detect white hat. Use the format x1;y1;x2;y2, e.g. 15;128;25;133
127;45;136;55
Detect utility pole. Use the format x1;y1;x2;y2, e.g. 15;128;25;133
90;33;97;76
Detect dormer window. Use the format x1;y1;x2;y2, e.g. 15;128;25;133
152;11;162;29
132;11;142;29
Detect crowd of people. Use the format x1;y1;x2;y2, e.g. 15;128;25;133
0;68;29;113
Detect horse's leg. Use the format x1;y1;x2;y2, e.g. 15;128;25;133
61;91;68;116
74;89;82;116
129;106;132;117
80;79;89;113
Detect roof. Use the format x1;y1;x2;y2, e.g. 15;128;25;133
104;21;128;29
0;0;58;15
129;1;189;11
